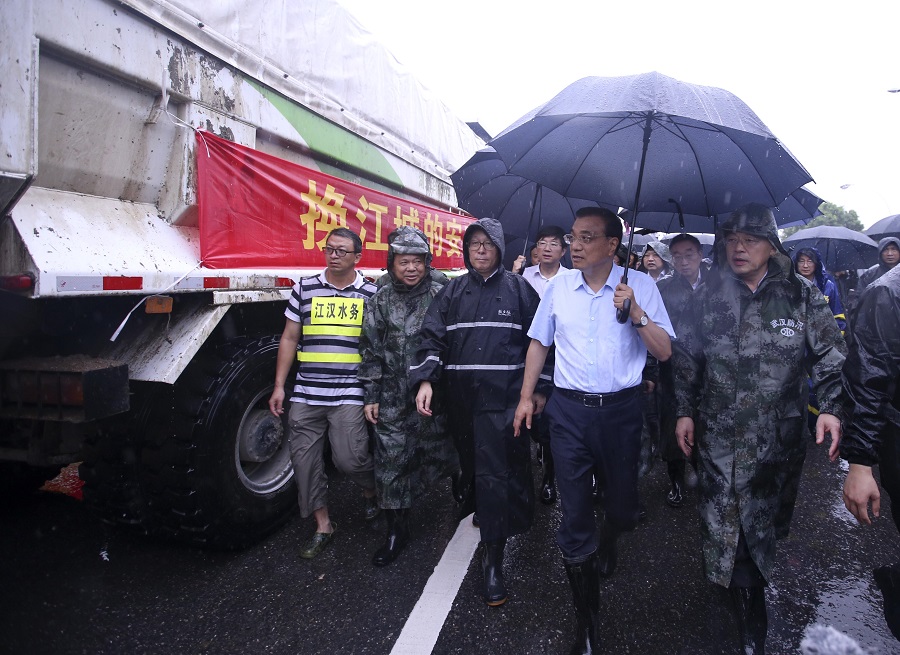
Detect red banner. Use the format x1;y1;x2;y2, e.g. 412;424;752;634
196;131;471;270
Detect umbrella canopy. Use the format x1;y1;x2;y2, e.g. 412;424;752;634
864;214;900;241
618;187;824;234
451;147;615;252
782;225;879;271
772;187;825;228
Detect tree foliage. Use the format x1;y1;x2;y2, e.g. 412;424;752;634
781;202;865;238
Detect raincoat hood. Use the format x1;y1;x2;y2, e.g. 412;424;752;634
878;236;900;263
639;240;673;268
463;218;505;276
386;226;433;293
792;246;828;290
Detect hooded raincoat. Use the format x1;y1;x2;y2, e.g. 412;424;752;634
792;247;846;331
673;204;847;587
358;227;457;509
859;237;900;290
840;265;900;531
409;218;544;542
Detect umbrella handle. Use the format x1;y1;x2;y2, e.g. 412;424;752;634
616;299;630;324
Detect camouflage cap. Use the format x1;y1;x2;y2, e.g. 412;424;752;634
389;226;431;256
719;202;787;255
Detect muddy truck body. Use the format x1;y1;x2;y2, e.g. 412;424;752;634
0;0;482;546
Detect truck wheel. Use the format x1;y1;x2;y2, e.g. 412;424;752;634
139;335;297;548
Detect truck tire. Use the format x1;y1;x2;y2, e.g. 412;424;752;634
81;336;296;548
140;335;297;548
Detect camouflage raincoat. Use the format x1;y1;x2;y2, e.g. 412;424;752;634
673;207;847;587
358;227;457;509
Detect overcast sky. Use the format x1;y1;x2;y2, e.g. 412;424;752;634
336;0;899;229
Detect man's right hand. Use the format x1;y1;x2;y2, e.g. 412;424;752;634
416;381;433;417
513;396;534;437
268;387;285;417
843;463;881;526
676;416;695;457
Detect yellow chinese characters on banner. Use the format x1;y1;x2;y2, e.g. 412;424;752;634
297;179;469;269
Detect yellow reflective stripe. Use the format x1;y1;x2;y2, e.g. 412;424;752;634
808;404;820;416
302;325;362;337
297;352;362;363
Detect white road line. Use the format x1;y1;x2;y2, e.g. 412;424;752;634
389;514;481;655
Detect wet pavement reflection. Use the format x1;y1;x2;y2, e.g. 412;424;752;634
1;440;897;654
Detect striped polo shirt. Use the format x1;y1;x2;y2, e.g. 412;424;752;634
286;270;376;405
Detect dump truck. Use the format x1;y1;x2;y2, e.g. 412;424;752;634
0;0;482;547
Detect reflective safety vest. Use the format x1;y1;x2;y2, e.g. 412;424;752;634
298;296;365;365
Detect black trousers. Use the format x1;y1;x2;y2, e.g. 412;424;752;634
545;387;642;559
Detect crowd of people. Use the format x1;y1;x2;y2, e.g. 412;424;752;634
266;210;900;654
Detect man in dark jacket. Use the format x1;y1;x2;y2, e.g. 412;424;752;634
859;236;900;290
656;233;707;507
840;264;900;640
411;217;545;607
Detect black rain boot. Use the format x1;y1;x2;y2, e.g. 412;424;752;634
666;460;684;508
456;477;476;522
450;470;464;504
730;586;767;655
564;553;601;655
874;564;900;641
482;539;507;606
372;509;409;567
596;521;619;578
540;447;557;505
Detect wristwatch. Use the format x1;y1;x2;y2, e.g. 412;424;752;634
632;312;649;328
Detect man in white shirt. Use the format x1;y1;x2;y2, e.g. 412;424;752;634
521;225;569;504
515;207;675;654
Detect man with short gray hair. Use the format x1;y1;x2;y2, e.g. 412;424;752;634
674;203;846;654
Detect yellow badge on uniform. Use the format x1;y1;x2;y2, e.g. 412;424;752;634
310;297;364;326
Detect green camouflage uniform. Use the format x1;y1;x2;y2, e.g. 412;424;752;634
673;205;846;587
358;227;458;509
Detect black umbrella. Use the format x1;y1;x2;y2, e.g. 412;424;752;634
619;187;824;234
782;225;879;271
489;71;813;321
451;147;616;259
864;214;900;241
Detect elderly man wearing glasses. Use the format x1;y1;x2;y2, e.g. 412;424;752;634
268;227;379;560
412;217;549;608
515;206;674;654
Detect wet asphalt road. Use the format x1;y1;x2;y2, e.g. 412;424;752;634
2;441;898;655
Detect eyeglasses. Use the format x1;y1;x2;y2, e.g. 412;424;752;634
724;235;764;249
536;239;563;249
468;240;497;251
564;233;607;245
324;246;357;258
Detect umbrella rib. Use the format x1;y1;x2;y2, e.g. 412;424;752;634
664;118;716;218
560;113;636;199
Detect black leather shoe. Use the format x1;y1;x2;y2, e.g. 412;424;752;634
540;479;557;504
482;540;507;606
666;481;683;508
597;522;618;578
540;448;557;505
372;509;409;567
730;586;767;654
666;460;685;508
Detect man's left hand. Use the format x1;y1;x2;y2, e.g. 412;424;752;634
815;412;842;461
